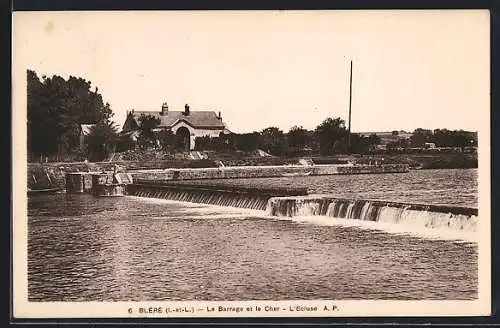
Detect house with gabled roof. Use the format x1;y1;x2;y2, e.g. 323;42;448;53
121;101;231;150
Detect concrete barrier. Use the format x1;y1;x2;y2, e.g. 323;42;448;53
130;164;409;182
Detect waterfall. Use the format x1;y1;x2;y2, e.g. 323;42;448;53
267;196;478;233
128;184;270;210
127;183;478;236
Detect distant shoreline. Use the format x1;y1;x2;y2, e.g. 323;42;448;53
27;152;478;171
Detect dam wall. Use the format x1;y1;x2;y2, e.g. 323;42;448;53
130;164;409;182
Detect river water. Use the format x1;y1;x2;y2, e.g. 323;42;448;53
28;169;478;301
176;168;478;207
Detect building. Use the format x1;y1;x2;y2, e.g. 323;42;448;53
79;124;95;149
121;102;230;150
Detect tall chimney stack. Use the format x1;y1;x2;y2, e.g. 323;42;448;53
184;103;190;116
218;111;222;120
161;102;168;115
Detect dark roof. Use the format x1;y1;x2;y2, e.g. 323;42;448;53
129;110;226;129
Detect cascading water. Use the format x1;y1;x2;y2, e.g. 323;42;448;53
267;196;478;233
128;184;270;210
127;182;478;239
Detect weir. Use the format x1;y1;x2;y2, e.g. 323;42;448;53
127;182;308;210
266;195;478;232
63;171;477;235
125;182;477;234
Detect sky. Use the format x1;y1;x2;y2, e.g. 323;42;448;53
13;10;489;133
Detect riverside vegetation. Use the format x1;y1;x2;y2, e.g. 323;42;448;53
27;70;478;189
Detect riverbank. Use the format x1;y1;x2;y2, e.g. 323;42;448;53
314;153;478;169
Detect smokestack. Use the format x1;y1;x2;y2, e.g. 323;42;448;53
218;111;222;120
184;103;190;116
161;102;168;115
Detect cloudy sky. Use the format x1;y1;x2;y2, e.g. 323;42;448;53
13;10;489;133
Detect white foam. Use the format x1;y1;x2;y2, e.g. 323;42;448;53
128;196;477;243
128;196;265;217
282;215;478;243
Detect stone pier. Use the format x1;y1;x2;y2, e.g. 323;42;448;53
65;172;94;193
90;173;134;197
65;172;134;195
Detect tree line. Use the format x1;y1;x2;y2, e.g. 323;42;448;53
119;121;479;157
134;115;382;156
387;128;478;150
27;70;118;161
27;70;478;162
193;120;383;156
136;117;477;157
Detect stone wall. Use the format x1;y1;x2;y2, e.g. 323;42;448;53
30;161;409;191
131;164;409;182
66;172;134;194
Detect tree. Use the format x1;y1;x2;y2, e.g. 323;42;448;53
452;130;472;149
137;114;161;148
234;132;262;152
87;121;119;161
261;127;286;156
410;128;433;147
368;134;381;145
287;125;310;150
158;129;175;152
27;70;114;159
116;134;136;152
218;132;235;151
349;133;381;154
430;129;476;148
315;117;348;155
27;70;53;158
